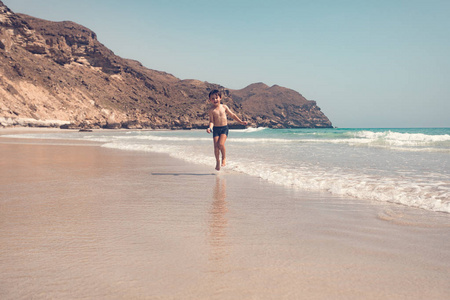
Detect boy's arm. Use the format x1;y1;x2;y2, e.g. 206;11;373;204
224;105;248;125
207;110;214;133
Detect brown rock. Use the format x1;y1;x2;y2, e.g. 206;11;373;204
0;1;332;129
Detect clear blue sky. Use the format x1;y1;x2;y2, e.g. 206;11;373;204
5;0;450;127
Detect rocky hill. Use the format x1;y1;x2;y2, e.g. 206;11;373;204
0;1;332;129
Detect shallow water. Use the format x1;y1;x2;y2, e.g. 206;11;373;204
5;128;449;213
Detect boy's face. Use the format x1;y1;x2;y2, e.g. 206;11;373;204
209;93;221;106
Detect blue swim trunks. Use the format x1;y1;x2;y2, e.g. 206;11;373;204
213;125;229;137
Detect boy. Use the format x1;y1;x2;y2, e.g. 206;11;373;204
206;90;248;171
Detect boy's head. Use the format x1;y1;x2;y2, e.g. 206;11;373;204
208;89;222;105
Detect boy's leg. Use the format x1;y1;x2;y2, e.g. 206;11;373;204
218;134;227;166
213;136;221;171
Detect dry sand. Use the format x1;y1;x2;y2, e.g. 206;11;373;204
0;130;449;299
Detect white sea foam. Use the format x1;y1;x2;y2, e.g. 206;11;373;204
231;138;296;143
353;130;450;142
115;135;210;142
234;127;268;133
101;142;216;167
350;130;450;146
100;139;450;214
278;130;450;152
226;160;450;213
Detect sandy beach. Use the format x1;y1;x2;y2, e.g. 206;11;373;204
1;129;449;299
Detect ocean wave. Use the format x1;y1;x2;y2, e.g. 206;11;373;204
231;138;296;143
100;140;450;214
229;137;450;152
113;135;210;142
102;142;176;153
101;142;215;166
350;130;450;145
234;127;268;133
279;130;450;152
227;160;450;214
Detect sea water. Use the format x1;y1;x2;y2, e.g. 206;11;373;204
5;128;450;213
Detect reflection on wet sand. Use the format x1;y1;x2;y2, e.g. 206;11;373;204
207;176;229;274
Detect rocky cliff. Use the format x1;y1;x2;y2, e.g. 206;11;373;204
0;1;332;129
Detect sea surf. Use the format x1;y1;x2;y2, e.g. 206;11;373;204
3;128;449;213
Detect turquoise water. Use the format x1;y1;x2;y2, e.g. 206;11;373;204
5;128;450;213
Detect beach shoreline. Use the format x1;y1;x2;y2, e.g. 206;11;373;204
1;130;449;299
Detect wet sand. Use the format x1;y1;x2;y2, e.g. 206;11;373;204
1;131;449;299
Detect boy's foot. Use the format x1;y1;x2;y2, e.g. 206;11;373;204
221;158;226;167
215;161;221;171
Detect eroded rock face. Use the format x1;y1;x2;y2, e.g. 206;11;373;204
0;1;332;129
0;3;47;54
231;83;332;128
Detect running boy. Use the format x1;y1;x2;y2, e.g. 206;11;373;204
206;90;248;171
